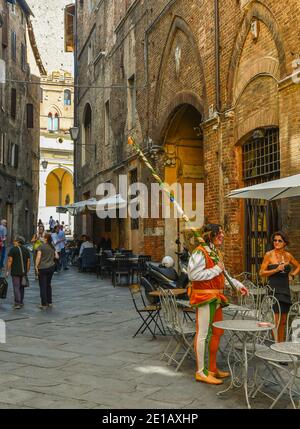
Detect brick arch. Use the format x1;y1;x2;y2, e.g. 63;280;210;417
233;57;280;105
234;76;279;142
227;1;287;107
153;16;207;121
153;91;204;143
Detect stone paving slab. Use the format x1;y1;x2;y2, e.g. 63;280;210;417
0;267;293;409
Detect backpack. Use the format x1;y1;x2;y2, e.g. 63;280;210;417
0;277;8;299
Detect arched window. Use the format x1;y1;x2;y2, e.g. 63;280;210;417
53;113;59;131
64;89;71;106
82;103;92;166
47;113;53;131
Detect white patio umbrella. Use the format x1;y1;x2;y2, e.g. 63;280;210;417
227;174;300;201
56;194;127;215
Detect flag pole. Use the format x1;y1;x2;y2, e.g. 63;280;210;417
128;136;238;291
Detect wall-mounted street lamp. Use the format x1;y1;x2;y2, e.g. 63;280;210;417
41;160;48;170
69;126;80;141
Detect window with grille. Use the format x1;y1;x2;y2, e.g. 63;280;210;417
11;31;16;61
130;168;139;230
242;128;281;277
243;128;280;182
21;42;26;71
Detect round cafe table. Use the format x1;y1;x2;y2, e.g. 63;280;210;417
149;288;187;298
270;342;300;409
213;319;274;409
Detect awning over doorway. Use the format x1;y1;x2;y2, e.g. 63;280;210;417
227;174;300;201
56;194;127;216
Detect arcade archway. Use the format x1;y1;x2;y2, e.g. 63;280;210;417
46;168;74;207
162;104;204;259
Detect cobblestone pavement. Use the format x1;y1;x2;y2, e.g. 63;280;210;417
0;268;291;409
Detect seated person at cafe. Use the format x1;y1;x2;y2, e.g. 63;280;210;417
97;233;112;252
78;236;94;271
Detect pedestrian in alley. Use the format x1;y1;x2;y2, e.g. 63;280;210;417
35;233;57;309
260;231;300;342
38;219;44;228
49;216;55;232
6;236;30;310
58;224;68;270
51;225;62;272
31;225;46;280
188;224;249;385
0;219;8;272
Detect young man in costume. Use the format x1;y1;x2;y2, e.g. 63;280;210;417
188;224;249;385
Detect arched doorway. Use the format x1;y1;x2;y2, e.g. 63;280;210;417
162;104;204;259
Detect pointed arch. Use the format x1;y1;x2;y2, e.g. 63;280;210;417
227;1;287;107
153;16;207;120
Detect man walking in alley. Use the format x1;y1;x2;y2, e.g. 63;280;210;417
49;216;55;232
0;220;8;273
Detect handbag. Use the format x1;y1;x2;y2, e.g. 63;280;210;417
0;277;8;299
18;246;30;288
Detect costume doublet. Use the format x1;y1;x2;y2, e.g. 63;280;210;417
188;244;244;376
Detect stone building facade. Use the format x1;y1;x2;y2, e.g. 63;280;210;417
38;70;74;232
25;0;75;234
74;0;300;274
0;0;40;241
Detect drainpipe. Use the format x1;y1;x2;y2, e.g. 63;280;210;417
214;0;223;227
74;1;78;191
214;0;220;112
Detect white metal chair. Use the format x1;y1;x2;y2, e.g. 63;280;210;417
159;288;195;372
252;303;300;408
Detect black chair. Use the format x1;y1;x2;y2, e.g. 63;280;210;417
113;256;133;287
96;253;112;279
129;284;165;339
134;255;152;282
81;247;97;272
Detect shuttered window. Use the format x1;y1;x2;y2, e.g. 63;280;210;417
2;11;8;47
11;31;16;61
21;43;26;71
27;103;34;128
0;133;6;165
11;88;16;119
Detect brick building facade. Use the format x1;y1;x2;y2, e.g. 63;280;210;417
74;0;300;274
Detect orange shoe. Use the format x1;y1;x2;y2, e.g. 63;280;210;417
195;372;223;385
209;369;230;379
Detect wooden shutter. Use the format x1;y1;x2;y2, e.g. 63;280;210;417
14;144;19;168
2;11;8;47
11;31;16;61
27;103;34;128
11;88;16;119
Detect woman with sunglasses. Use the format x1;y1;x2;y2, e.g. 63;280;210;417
260;231;300;342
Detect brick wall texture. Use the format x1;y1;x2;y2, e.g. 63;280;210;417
75;0;300;273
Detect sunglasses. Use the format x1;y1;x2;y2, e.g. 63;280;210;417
273;239;284;243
